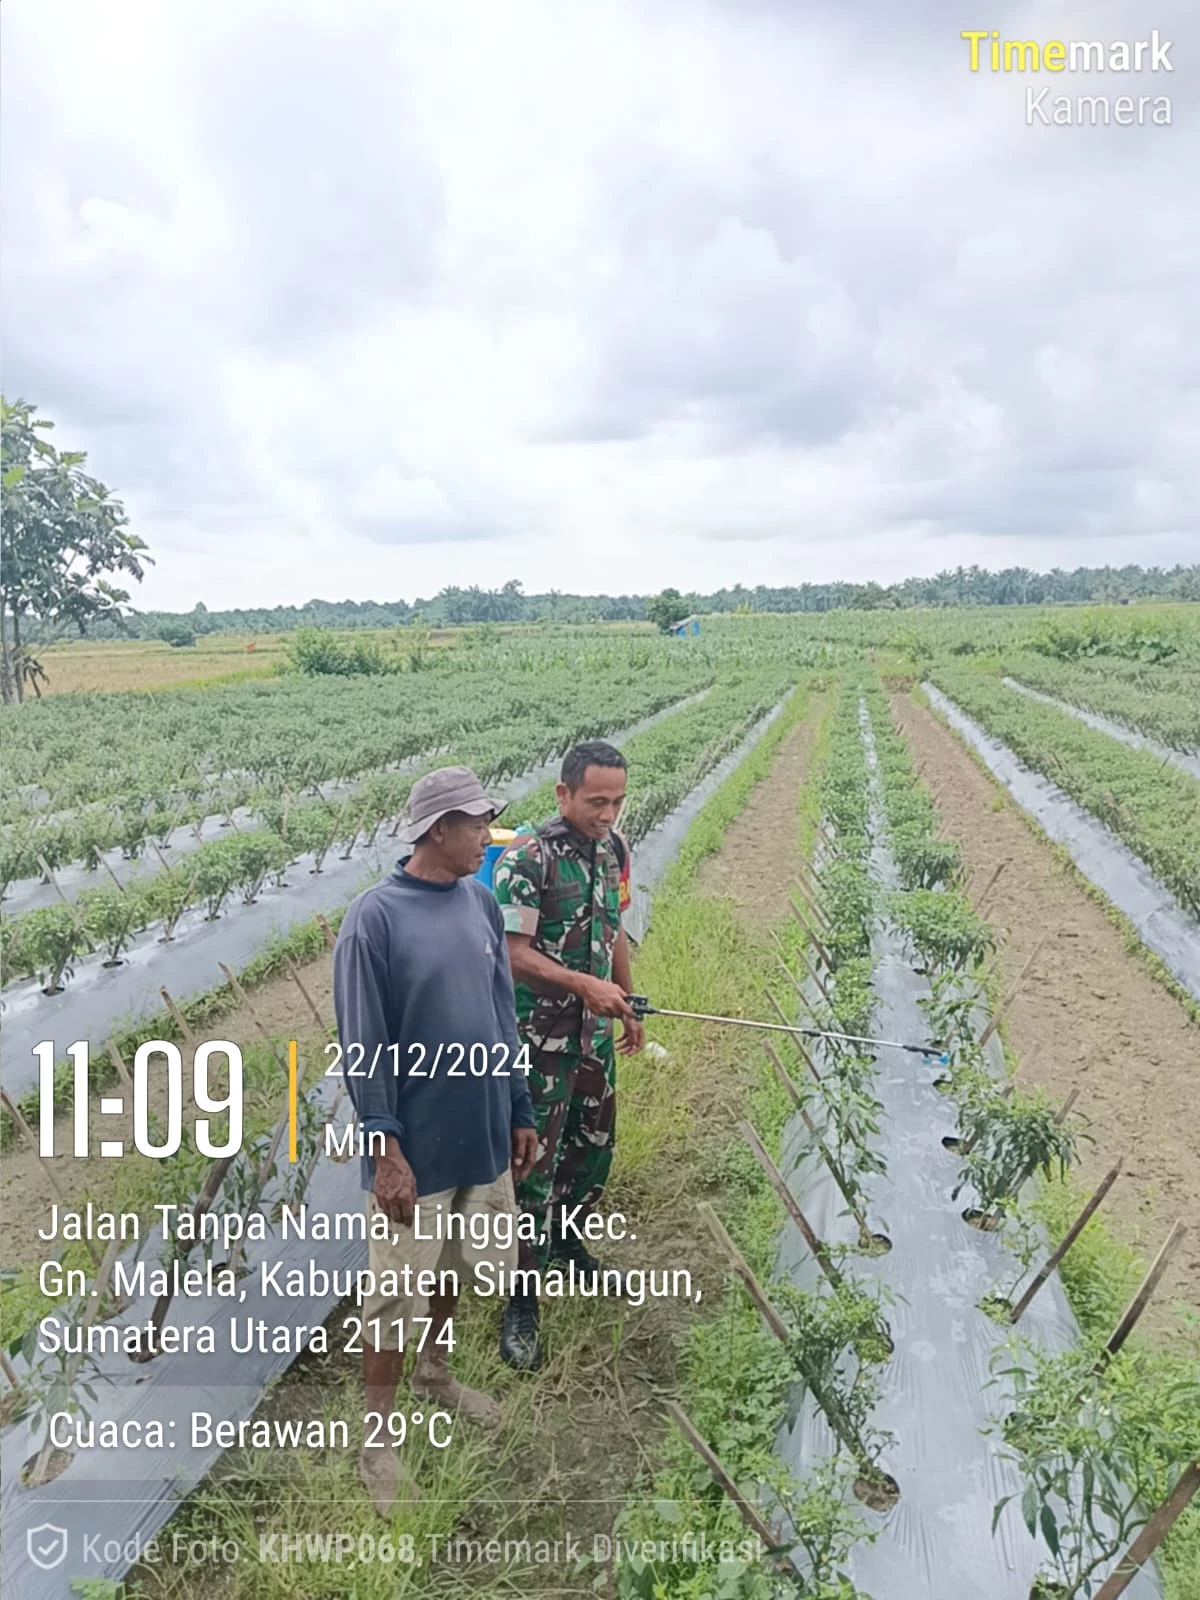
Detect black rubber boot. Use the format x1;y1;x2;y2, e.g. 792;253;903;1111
499;1291;542;1371
549;1232;626;1295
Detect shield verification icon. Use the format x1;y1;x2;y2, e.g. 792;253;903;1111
27;1521;69;1571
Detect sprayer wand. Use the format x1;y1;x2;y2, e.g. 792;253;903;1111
625;995;949;1063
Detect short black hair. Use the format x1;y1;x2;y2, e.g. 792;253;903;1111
561;740;627;792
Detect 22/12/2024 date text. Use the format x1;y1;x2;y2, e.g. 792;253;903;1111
326;1040;533;1078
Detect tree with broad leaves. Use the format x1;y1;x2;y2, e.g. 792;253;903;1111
646;586;689;633
1;395;151;703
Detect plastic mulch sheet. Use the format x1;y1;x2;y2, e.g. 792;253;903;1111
772;713;1161;1599
924;682;1200;1006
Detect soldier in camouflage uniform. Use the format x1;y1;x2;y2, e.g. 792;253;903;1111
492;740;643;1369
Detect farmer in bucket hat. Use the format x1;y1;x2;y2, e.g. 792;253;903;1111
334;766;537;1515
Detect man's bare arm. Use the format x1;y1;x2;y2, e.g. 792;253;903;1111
611;926;644;1055
505;932;634;1020
612;925;633;995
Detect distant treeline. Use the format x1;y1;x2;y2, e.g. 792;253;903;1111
37;563;1200;640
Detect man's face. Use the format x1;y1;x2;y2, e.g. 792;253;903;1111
426;811;494;875
557;764;627;840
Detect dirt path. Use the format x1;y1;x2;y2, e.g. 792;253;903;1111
695;697;822;925
894;693;1200;1327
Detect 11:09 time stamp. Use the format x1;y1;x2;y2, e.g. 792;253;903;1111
30;1035;533;1160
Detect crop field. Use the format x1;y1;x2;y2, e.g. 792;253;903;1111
2;605;1198;1600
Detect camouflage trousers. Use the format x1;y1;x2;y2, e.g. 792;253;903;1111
515;1040;616;1272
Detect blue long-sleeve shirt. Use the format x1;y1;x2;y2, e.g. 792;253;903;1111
333;861;536;1196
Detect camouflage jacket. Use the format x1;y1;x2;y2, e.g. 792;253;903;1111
492;816;631;1056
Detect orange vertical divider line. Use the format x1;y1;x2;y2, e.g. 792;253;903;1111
288;1040;298;1163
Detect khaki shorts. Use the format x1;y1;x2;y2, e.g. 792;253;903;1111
362;1170;517;1350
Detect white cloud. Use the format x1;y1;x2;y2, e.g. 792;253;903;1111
1;0;1197;611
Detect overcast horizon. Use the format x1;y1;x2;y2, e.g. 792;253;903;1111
3;0;1197;613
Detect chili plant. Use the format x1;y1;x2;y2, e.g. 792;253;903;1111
190;839;242;920
0;828;40;899
8;904;84;992
775;1277;895;1480
892;830;962;891
917;968;985;1053
232;833;289;904
145;865;197;940
819;861;874;966
989;1341;1200;1599
890;888;996;974
953;1091;1080;1227
76;885;144;966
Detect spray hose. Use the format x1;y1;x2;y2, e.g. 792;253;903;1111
624;995;949;1063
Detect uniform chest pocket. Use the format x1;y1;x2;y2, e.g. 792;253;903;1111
540;881;585;928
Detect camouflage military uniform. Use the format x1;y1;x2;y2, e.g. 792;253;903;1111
492;817;631;1270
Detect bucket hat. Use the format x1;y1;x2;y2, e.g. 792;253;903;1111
400;765;504;844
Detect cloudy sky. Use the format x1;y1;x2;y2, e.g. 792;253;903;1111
2;0;1196;611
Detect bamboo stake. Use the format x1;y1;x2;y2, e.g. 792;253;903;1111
159;986;197;1049
797;851;833;900
798;1111;873;1249
699;1200;864;1458
773;948;805;999
0;1088;74;1212
792;870;833;930
1053;1086;1080;1125
698;1201;790;1342
793;942;835;1010
0;1349;21;1391
762;996;823;1085
1097;1220;1187;1365
107;1043;134;1095
227;1107;293;1279
1009;1159;1123;1323
971;859;1009;916
942;949;1007;1053
764;1040;804;1109
133;1154;239;1359
738;1120;844;1290
148;839;175;874
37;853;96;952
101;856;128;894
787;897;833;971
1092;1462;1200;1600
759;1042;867;1240
286;955;328;1031
37;854;69;905
217;962;288;1067
792;868;831;921
315;912;337;951
978;935;1049;1049
664;1402;782;1551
